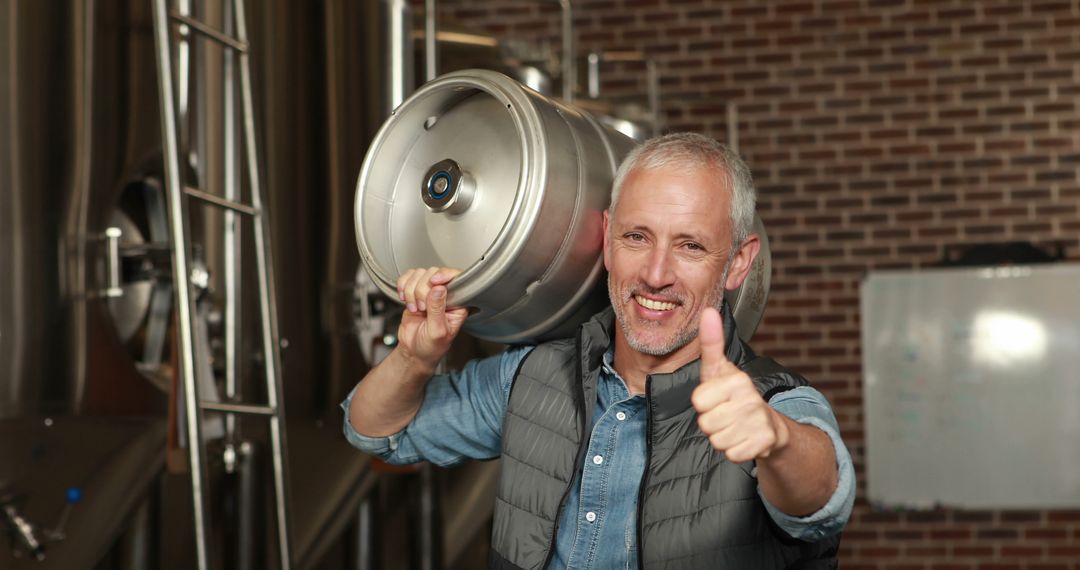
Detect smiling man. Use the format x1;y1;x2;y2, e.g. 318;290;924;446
343;133;854;569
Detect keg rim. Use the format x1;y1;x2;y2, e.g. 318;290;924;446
355;69;548;311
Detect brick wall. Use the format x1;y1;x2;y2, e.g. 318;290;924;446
428;0;1080;567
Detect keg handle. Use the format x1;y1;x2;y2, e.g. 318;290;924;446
103;227;124;298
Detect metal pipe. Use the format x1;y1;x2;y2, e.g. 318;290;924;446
234;0;294;566
558;0;574;102
104;227;123;298
417;357;447;570
201;401;275;415
150;0;212;567
646;60;661;136
355;496;378;570
237;441;257;570
727;102;738;153
418;465;441;570
178;0;191;142
582;50;663;136
117;492;154;569
1;504;46;560
71;0;97;408
223;0;241;454
183;186;259;216
387;0;415;110
586;52;600;99
170;12;249;52
424;0;437;81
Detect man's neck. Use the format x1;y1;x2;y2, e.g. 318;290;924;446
612;333;702;395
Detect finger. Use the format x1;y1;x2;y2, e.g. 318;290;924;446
724;437;772;464
707;424;746;454
425;285;449;338
415;267;441;312
402;269;429;312
396;268;417;303
429;267;463;287
698;307;737;382
696;399;739;434
691;380;737;415
445;306;470;336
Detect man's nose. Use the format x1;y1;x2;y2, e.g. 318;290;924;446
641;246;675;288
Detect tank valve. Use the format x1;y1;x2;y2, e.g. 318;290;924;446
421;159;474;214
0;484;80;561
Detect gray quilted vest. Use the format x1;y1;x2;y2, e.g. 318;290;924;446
489;307;841;569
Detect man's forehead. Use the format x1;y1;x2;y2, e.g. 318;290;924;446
610;192;728;242
614;165;731;216
626;161;731;189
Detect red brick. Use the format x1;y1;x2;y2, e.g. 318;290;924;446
1024;528;1069;540
999;545;1043;558
1046;510;1080;522
954;545;995;557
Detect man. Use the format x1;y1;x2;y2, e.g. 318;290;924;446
343;133;854;569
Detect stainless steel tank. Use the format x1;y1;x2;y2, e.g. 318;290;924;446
356;69;638;343
1;0;386;565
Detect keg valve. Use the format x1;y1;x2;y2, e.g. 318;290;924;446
421;159;474;214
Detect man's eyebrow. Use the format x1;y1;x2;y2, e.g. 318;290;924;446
615;223;713;244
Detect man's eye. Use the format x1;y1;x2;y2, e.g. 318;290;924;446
625;233;644;241
685;242;703;251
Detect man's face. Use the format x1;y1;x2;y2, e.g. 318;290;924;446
603;164;754;357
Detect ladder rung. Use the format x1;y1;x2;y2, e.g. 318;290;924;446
119;242;171;254
184;186;259;216
200;401;276;416
170;12;249;53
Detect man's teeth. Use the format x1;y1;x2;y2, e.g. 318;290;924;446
635;296;676;311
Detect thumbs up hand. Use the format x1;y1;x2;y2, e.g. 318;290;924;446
691;307;791;464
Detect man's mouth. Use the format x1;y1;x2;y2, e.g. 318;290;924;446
634;295;677;311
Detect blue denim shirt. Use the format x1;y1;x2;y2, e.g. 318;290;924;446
342;346;855;569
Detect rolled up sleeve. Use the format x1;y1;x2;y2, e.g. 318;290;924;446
759;386;856;541
341;385;404;461
341;345;533;467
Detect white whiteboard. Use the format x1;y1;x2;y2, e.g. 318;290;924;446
861;264;1080;509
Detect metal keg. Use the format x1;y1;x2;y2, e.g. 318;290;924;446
355;69;634;343
355;69;772;343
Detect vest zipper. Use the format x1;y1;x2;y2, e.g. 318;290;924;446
539;327;591;570
635;375;654;570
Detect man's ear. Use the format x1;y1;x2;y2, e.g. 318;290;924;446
725;233;761;290
602;210;612;271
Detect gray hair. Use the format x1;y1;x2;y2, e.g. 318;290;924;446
609;132;756;247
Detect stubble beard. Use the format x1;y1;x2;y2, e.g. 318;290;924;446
608;259;734;357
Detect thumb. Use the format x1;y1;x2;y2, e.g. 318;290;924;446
699;306;734;381
425;286;448;338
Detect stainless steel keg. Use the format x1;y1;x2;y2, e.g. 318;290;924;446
355;69;772;343
355;69;635;343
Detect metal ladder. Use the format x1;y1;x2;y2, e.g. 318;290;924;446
150;0;292;568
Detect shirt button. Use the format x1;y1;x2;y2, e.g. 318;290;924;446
585;511;597;522
616;412;627;421
592;455;603;465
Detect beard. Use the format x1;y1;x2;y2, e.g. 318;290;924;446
608;258;734;357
